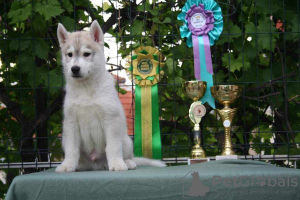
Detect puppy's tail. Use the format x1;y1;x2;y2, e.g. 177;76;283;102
133;157;166;167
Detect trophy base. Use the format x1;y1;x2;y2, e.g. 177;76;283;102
216;155;239;160
221;148;236;156
191;144;206;159
188;158;210;165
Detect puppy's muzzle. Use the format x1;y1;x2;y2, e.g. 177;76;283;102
71;66;81;77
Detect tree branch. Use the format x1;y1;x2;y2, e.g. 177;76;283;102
243;92;281;101
107;62;125;72
276;45;295;136
102;9;119;34
246;72;296;92
29;90;65;135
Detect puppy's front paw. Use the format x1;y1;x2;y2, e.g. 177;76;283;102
55;164;76;173
108;160;128;171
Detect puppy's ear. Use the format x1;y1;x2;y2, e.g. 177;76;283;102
57;23;69;46
89;20;104;44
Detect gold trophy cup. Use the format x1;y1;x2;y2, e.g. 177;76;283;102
211;85;242;156
185;81;207;158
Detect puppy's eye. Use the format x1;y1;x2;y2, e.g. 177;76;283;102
67;53;73;57
84;52;91;57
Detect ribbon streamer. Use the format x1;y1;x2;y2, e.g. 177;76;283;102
126;47;164;159
178;0;223;108
198;34;215;107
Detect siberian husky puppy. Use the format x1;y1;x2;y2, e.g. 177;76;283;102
56;20;166;172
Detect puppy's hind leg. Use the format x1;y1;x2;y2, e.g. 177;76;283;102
94;156;109;170
124;159;136;170
76;155;93;171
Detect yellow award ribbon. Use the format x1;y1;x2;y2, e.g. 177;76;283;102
141;86;152;158
126;46;164;159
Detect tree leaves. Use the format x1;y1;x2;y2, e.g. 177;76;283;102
35;1;64;21
131;21;144;36
259;53;270;67
60;16;76;32
9;39;49;60
17;53;35;74
9;39;31;52
222;53;250;72
245;18;279;51
8;0;64;24
153;17;172;24
103;2;112;11
286;17;300;42
8;1;32;24
137;1;159;16
48;69;64;95
62;0;73;14
218;24;242;45
165;58;177;76
34;39;50;60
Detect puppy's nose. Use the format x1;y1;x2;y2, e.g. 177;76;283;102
71;66;80;74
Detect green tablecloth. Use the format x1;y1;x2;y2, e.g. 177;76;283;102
6;160;300;200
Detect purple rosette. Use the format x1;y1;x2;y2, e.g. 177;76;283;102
186;4;214;36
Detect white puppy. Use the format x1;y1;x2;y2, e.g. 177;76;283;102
55;20;166;172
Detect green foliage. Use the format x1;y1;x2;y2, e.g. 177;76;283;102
7;0;32;24
222;53;251;72
35;0;64;21
132;20;144;36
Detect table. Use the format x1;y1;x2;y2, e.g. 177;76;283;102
6;160;300;200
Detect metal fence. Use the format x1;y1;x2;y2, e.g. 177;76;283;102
0;0;300;197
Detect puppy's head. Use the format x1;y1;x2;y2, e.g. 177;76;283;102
57;20;105;81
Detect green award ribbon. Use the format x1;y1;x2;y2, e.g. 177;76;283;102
126;46;164;159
